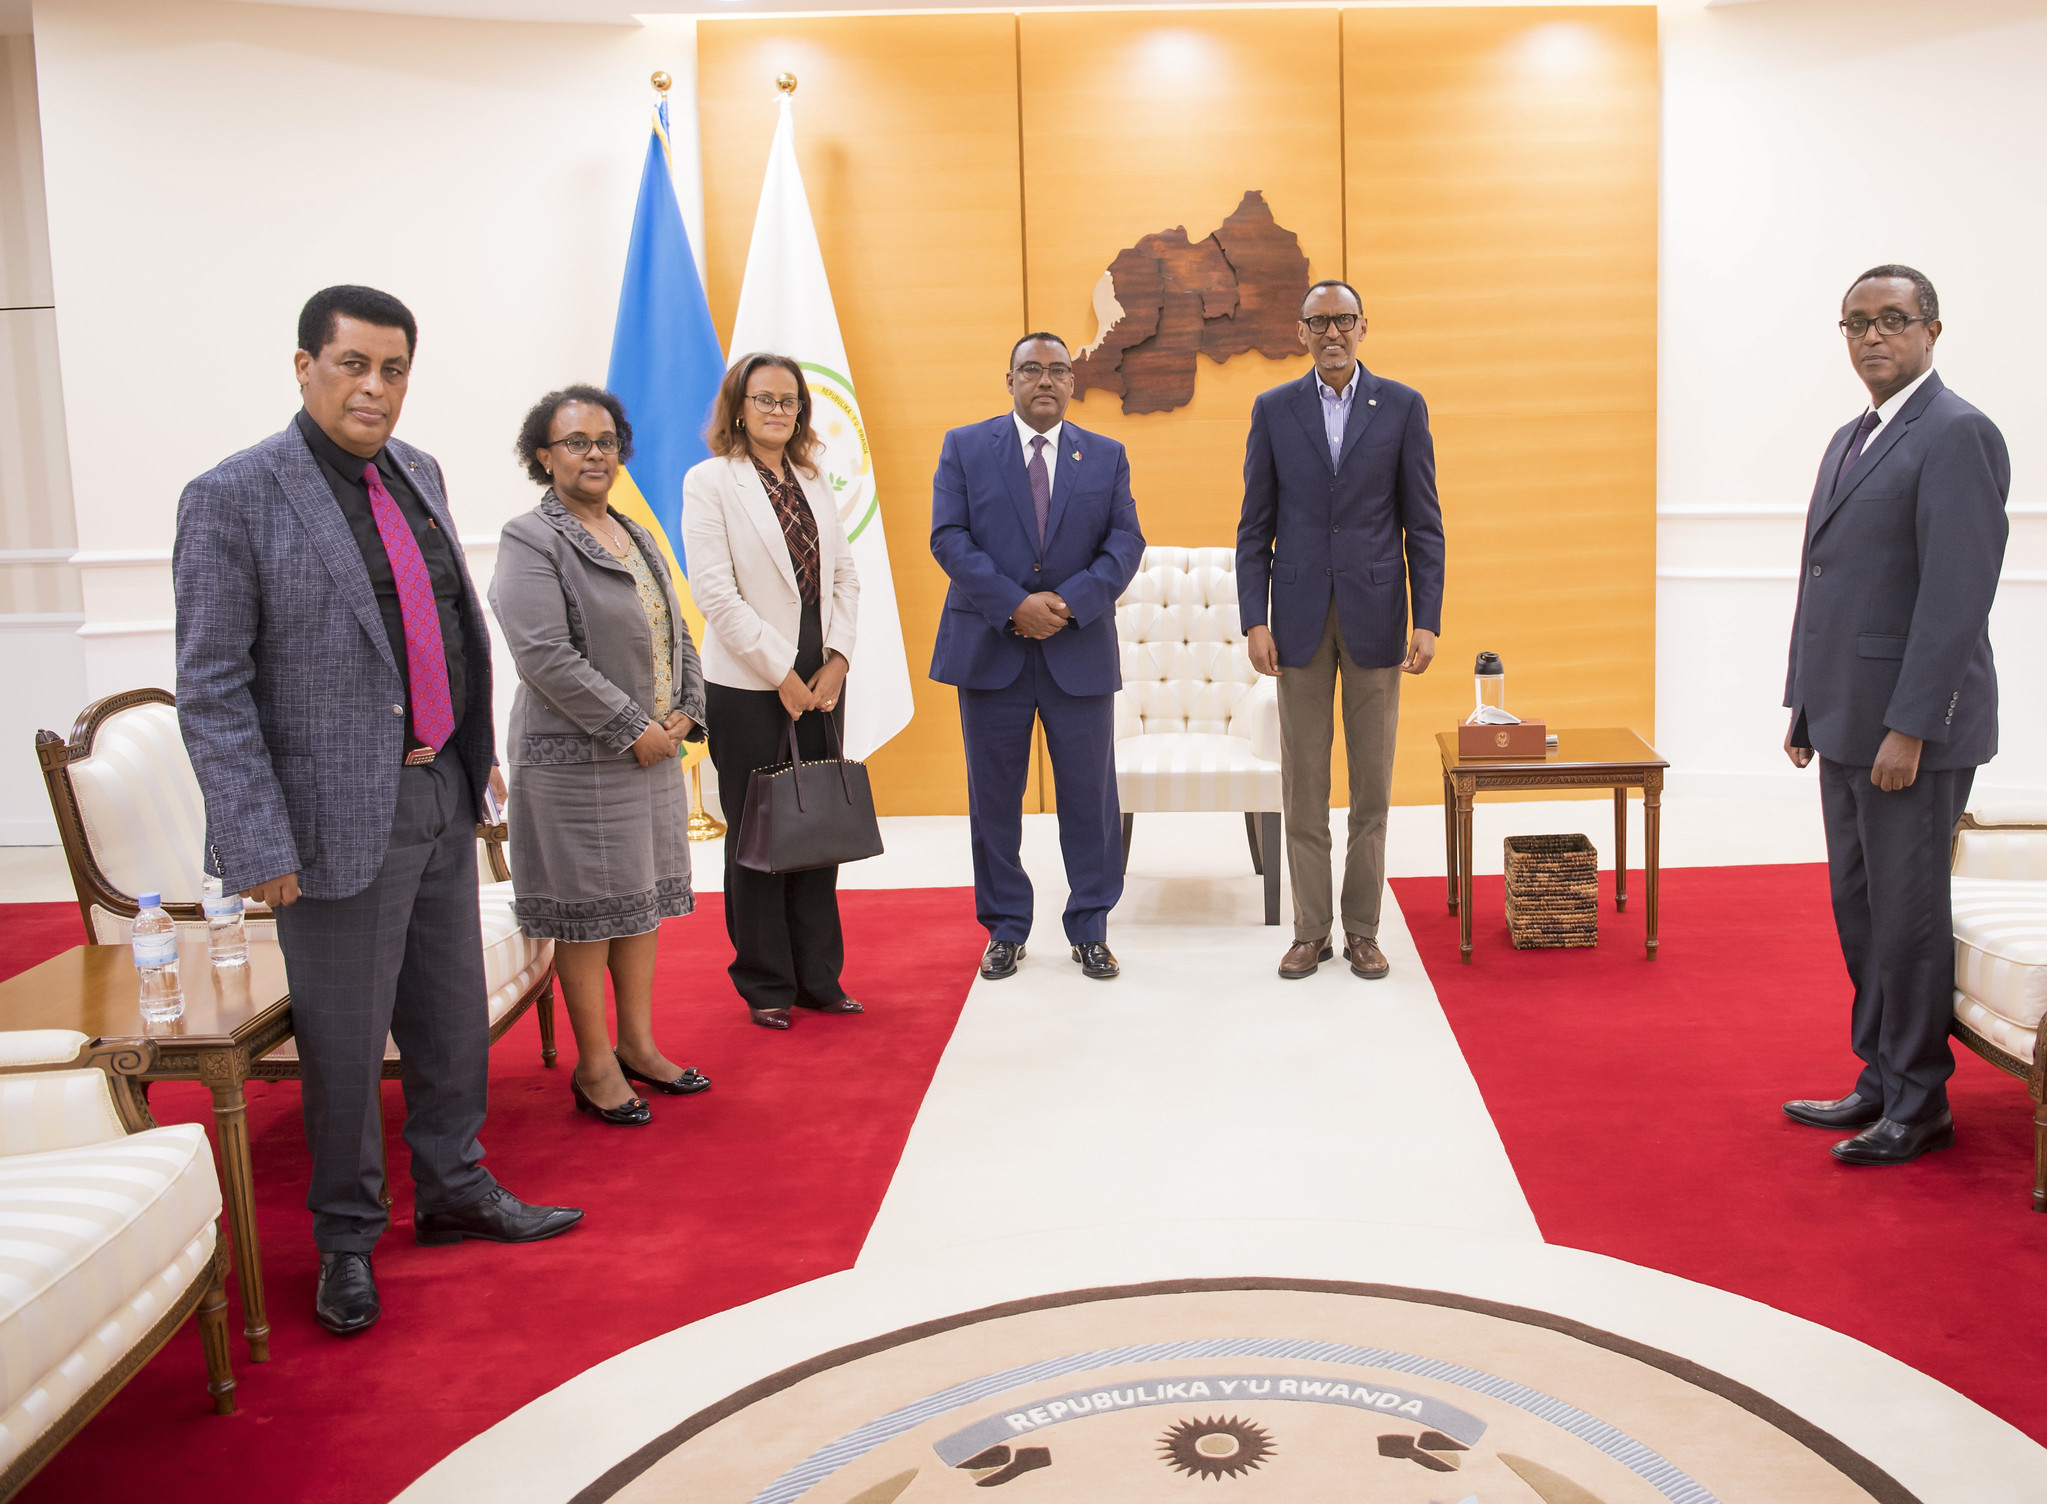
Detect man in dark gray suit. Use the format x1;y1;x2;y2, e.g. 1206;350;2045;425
1782;264;2010;1166
175;286;581;1337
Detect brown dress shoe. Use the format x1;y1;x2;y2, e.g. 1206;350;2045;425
1344;934;1390;979
1279;937;1333;979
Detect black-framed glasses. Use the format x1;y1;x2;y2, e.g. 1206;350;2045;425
747;393;804;415
1302;313;1360;334
1840;312;1932;339
545;434;621;456
1013;362;1074;382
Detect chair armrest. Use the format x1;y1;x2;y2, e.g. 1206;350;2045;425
1238;677;1281;765
0;1034;158;1146
1952;811;2047;879
476;823;511;884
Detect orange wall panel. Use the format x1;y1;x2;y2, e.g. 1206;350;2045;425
1345;6;1659;804
697;16;1025;813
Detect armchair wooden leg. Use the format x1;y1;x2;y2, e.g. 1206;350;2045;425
1244;811;1264;876
198;1247;236;1415
1260;812;1282;927
2033;1090;2046;1214
1121;813;1134;874
537;975;558;1068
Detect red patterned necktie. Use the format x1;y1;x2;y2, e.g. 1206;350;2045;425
363;461;455;752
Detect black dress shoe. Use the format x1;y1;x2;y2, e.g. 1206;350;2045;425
1783;1092;1882;1129
415;1186;586;1246
615;1051;710;1095
749;1007;792;1030
315;1251;379;1336
796;996;865;1014
981;940;1025;980
1831;1110;1955;1166
571;1072;652;1125
1071;942;1119;980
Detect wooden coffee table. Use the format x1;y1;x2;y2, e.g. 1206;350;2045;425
1437;727;1668;965
0;935;291;1361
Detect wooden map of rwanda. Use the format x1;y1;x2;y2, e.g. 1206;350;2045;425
1072;190;1310;415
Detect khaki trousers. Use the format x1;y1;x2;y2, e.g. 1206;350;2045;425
1277;604;1401;942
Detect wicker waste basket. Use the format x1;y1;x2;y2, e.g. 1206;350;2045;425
1503;834;1599;949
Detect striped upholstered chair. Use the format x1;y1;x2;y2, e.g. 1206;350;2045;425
0;1031;232;1498
1114;547;1283;924
33;690;557;1078
1949;804;2047;1211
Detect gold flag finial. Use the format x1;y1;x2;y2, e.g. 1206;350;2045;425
651;70;672;94
776;72;798;95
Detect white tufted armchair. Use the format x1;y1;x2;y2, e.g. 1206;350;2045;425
1949;803;2047;1211
1114;546;1283;924
33;690;557;1079
0;1031;233;1498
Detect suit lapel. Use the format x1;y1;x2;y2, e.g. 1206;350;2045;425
732;455;801;594
991;417;1044;546
1044;422;1086;546
272;425;395;673
1333;368;1381;473
1287;373;1334;475
1809;372;1945;540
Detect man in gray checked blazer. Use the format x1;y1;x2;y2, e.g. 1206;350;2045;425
174;286;582;1338
1781;265;2010;1169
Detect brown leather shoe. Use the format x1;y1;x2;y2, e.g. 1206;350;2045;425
1344;934;1389;979
1279;937;1333;979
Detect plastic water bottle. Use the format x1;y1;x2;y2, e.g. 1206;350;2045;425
202;876;249;968
132;893;184;1023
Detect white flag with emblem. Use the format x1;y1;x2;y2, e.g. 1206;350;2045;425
728;91;914;762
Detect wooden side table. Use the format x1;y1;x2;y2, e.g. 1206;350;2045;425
0;936;291;1361
1437;728;1669;964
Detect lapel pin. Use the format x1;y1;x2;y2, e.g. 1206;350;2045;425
1072;449;1081;462
1367;399;1377;406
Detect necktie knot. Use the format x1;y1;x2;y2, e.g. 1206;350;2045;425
1031;436;1046;454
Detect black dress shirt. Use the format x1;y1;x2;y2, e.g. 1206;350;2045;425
295;409;466;753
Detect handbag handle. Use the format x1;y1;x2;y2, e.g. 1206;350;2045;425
781;710;856;813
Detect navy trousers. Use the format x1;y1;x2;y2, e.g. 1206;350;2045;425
958;641;1121;945
1818;755;1973;1125
274;759;495;1252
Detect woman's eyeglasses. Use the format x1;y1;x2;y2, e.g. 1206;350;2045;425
747;393;804;415
545;435;621;456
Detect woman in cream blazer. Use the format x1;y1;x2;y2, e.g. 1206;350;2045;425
683;352;861;1029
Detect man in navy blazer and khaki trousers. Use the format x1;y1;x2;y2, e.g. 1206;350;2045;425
1237;279;1445;982
931;333;1145;982
1782;265;2009;1167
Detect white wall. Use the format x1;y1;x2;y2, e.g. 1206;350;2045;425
27;0;703;806
1658;0;2047;802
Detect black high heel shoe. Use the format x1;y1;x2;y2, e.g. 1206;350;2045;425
570;1073;652;1126
615;1050;711;1096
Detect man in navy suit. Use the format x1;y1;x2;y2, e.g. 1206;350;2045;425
931;333;1146;981
1236;280;1444;982
1782;264;2009;1166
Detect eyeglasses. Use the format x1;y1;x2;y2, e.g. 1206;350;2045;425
747;393;804;415
1840;313;1932;339
1013;362;1074;382
1301;313;1360;335
545;434;621;456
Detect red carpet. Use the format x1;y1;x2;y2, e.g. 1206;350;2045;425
8;888;982;1504
1393;864;2047;1444
0;901;86;981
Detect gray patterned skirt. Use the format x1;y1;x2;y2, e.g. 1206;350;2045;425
507;754;694;942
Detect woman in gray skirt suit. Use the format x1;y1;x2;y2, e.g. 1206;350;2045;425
490;385;711;1126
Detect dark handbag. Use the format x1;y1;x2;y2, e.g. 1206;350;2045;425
736;715;884;874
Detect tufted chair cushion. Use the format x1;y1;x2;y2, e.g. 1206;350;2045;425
1113;547;1280;814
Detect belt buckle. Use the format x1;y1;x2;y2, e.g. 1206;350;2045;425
404;746;436;767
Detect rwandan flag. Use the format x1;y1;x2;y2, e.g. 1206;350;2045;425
605;94;726;764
